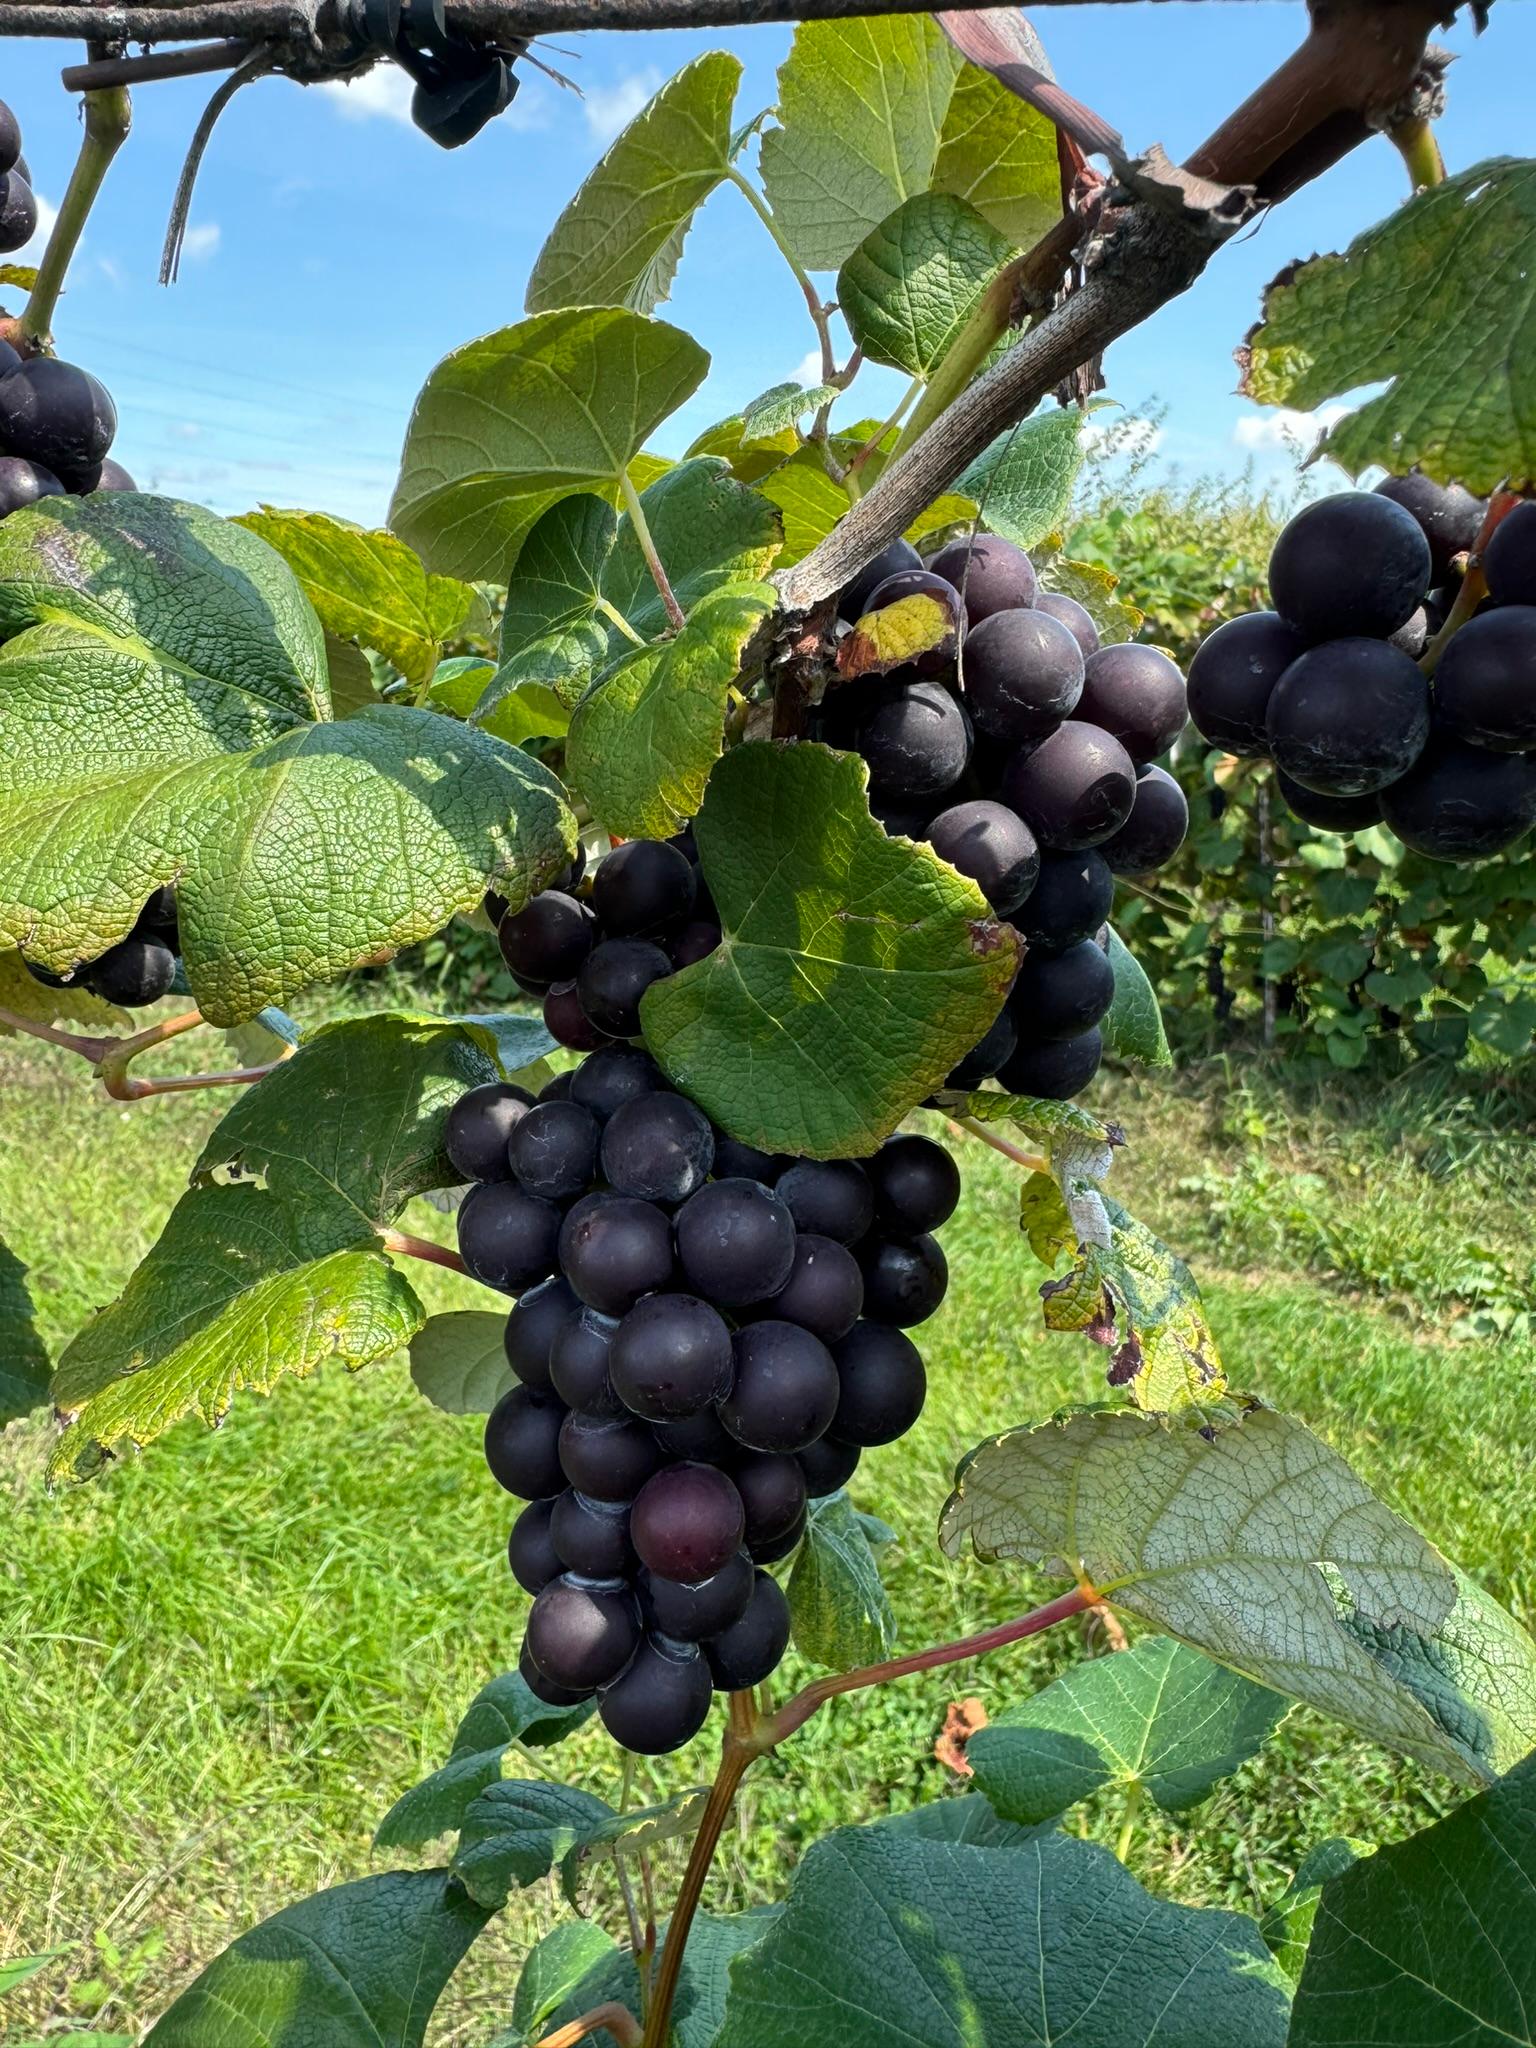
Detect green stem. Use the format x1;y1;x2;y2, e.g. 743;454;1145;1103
846;377;924;483
950;1114;1048;1177
893;266;1020;459
1115;1779;1145;1865
727;167;836;387
20;84;132;348
596;597;647;647
621;471;686;631
1388;115;1445;193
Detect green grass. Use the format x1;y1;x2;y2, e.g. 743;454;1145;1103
2;1029;1534;2041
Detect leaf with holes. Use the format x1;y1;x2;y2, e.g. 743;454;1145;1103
408;1311;515;1415
839;193;1014;378
788;1489;897;1667
958;405;1090;551
932;60;1061;247
643;743;1020;1156
558;1787;710;1906
0;1233;48;1427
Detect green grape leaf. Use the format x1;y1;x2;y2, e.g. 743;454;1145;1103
752;446;853;565
874;1792;1048;1848
425;654;496;720
0;1234;49;1428
1041;552;1143;643
1102;926;1173;1069
932;61;1061;248
235;508;478;688
739;379;839;440
970;1638;1288;1827
643;743;1021;1156
527;54;741;315
787;1489;897;1668
838;193;1014;379
601;459;782;638
958;405;1089;551
714;1822;1291;2048
686;411;801;486
1290;1753;1536;2045
547;1913;778;2048
0;263;39;290
1259;1837;1372;1985
760;16;963;271
945;1086;1122;1149
1241;158;1536;494
141;1869;489;2048
408;1311;514;1415
558;1787;711;1906
376;1670;594;1850
0;497;574;1026
390;308;709;581
567;581;776;840
507;1924;621;2045
48;1017;503;1482
452;1781;615;1908
941;1404;1536;1786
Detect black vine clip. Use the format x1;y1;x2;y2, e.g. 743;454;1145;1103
335;0;522;148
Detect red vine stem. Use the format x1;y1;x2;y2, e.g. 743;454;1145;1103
378;1229;469;1275
1421;490;1522;676
0;999;293;1098
534;2004;643;2048
0;1005;114;1061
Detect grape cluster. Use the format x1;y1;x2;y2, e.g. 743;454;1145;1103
21;886;180;1006
0;97;134;519
1188;478;1536;862
818;532;1189;1102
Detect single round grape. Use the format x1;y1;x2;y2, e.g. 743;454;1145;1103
1033;590;1100;660
774;1161;875;1246
1273;771;1382;833
748;1504;806;1566
0;173;27;256
797;1433;861;1497
1484;501;1536;607
519;1640;592;1708
638;1551;755;1640
867;1134;960;1234
1010;938;1115;1043
926;799;1040;915
652;1407;738;1462
550;1491;634;1578
945;1006;1017;1090
601;1091;715;1206
859;567;965;675
569;1044;665;1121
670;920;722;968
591;838;698;936
830;1322;927;1445
1379;736;1536;860
498;891;595;985
0;454;64;517
1002;721;1137;850
135;885;179;942
83;936;177;1007
719;1320;840;1453
731;1451;808;1554
576;937;673;1038
526;1574;640;1692
458;1182;562;1293
444;1081;533;1183
1099;765;1189;875
0;359;115;488
544;980;611;1052
94;457;138;493
858;1235;948;1328
705;1571;791;1692
1077;643;1188;764
857;681;972;800
508;1099;600;1203
630;1463;746;1582
961;608;1084;744
540;1071;575;1103
675;1178;797;1305
1266;638;1430;795
0;102;19;175
484;1385;568;1499
1010;849;1114;953
1268;492;1430;642
558;1410;665;1501
757;1233;864;1342
1375;471;1487;579
868;786;944;840
549;1307;624;1416
928;534;1037;624
1186;612;1307;756
1434;606;1536;752
558;1192;675;1316
598;1634;713;1754
711;1135;789;1184
996;1026;1103;1100
837;537;923;623
508;1498;564;1594
504;1274;580;1389
609;1293;733;1420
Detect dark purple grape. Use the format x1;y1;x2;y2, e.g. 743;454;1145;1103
1379;735;1536;860
774;1161;874;1246
1077;643;1187;764
1186;612;1307;756
732;1451;808;1555
961;609;1084;744
1268;492;1430;642
0;102;19;176
558;1192;675;1316
926;799;1040;914
652;1407;737;1461
458;1182;562;1292
601;1091;715;1206
1011;938;1115;1044
0;174;28;255
135;886;178;941
519;1640;592;1708
544;980;611;1052
609;1293;733;1420
757;1233;864;1342
549;1307;624;1415
504;1274;580;1389
748;1505;806;1565
485;1386;568;1499
526;1575;640;1691
868;787;943;840
550;1491;634;1577
93;457;137;493
837;538;923;624
508;1099;601;1203
858;681;971;800
540;1071;575;1103
1484;501;1536;608
508;1498;564;1594
1099;765;1189;874
1434;607;1536;752
711;1135;789;1184
1273;771;1382;833
830;1322;926;1445
1375;471;1487;580
928;534;1037;623
444;1081;534;1183
797;1434;861;1497
630;1463;746;1582
569;1044;665;1121
996;1027;1103;1100
669;920;722;968
858;1235;948;1328
598;1634;712;1753
860;568;966;673
0;454;64;516
576;938;673;1038
1010;849;1114;953
1266;639;1430;795
0;358;116;489
1002;722;1137;851
867;1135;959;1234
592;839;697;936
498;891;594;985
675;1178;796;1306
638;1551;755;1640
558;1410;665;1501
83;936;177;1007
945;1007;1017;1090
705;1571;791;1692
719;1321;840;1453
1033;590;1100;660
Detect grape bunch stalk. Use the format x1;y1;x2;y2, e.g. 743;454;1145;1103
453;839;960;1755
815;530;1190;1102
1187;476;1536;861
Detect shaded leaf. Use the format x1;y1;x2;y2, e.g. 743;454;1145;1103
0;1233;49;1427
958;405;1089;551
0;948;125;1038
452;1780;614;1908
1102;925;1173;1069
788;1489;896;1667
547;1913;777;2048
838;193;1013;378
409;1311;514;1415
1259;1837;1372;1985
874;1792;1048;1847
507;1923;621;2044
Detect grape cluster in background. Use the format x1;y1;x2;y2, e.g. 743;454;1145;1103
816;530;1189;1103
1188;476;1536;862
457;841;958;1754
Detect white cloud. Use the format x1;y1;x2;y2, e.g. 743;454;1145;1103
179;222;221;262
168;421;204;441
583;69;660;143
16;193;58;263
318;65;416;126
1232;403;1350;453
790;349;824;388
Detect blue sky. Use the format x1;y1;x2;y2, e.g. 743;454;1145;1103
1;4;1525;525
